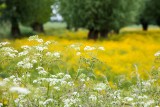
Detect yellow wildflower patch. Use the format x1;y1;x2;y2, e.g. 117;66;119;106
4;30;160;79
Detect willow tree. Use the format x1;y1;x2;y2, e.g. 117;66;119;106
151;0;160;26
138;0;155;31
139;0;160;31
17;0;54;33
0;0;21;37
59;0;86;30
59;0;143;40
0;0;53;37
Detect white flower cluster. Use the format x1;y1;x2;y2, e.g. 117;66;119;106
0;81;6;87
124;97;133;102
155;51;160;56
63;98;81;107
42;98;54;106
84;46;95;51
35;46;48;52
0;47;18;58
110;90;121;100
53;52;60;58
21;45;31;50
18;50;29;57
1;75;22;86
0;70;159;107
0;42;10;47
76;52;81;56
14;94;31;107
22;72;31;78
17;58;33;69
89;95;97;102
84;46;105;51
28;35;43;43
63;92;81;107
10;87;30;95
0;103;3;107
44;41;52;45
46;52;61;58
70;44;81;51
78;73;90;82
18;45;32;57
94;83;107;91
98;46;105;51
36;66;48;75
9;75;22;86
33;73;73;91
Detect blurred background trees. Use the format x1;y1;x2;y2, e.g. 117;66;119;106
59;0;143;39
0;0;53;37
0;0;21;37
0;0;160;39
151;0;160;27
139;0;160;31
139;0;155;31
17;0;54;33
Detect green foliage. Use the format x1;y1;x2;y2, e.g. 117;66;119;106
139;0;160;26
139;0;155;24
151;0;160;25
0;0;53;25
0;2;6;18
0;0;18;21
59;0;143;32
0;0;54;36
17;0;54;25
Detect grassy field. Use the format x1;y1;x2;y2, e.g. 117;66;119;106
0;22;160;106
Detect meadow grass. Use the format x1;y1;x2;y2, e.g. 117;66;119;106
0;24;160;106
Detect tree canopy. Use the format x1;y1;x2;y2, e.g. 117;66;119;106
59;0;143;39
151;0;160;26
139;0;154;30
0;0;53;37
139;0;160;30
17;0;54;32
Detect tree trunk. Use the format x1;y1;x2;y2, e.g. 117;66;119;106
100;29;109;38
142;22;148;31
156;19;160;26
11;17;21;38
74;27;78;32
66;24;71;30
114;29;120;34
88;29;98;40
140;19;148;31
31;22;44;33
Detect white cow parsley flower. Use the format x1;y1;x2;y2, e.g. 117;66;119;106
10;87;30;94
98;46;105;51
84;46;95;51
94;83;106;91
53;52;60;58
89;95;97;101
155;51;160;56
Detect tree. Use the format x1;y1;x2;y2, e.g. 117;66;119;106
59;0;143;40
0;0;21;37
59;0;85;31
139;0;160;31
151;0;160;26
0;0;53;37
139;0;154;31
16;0;54;33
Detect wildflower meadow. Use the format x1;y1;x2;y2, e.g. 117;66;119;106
1;0;160;106
0;31;160;107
